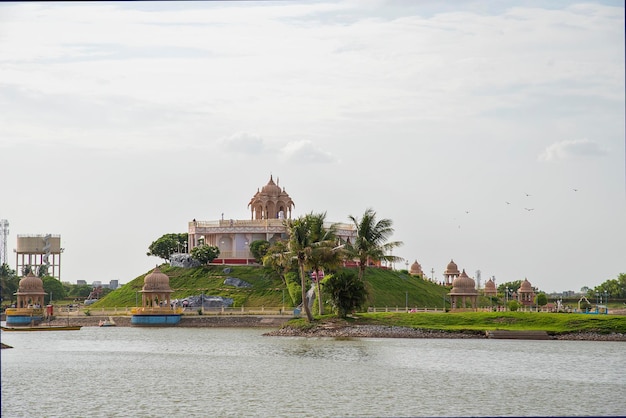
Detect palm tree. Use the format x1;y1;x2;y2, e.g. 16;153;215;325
262;240;293;286
306;212;343;315
286;216;315;322
346;208;404;281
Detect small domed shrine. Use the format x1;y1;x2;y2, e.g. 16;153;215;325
248;175;295;220
131;266;181;326
409;260;423;277
6;271;47;326
140;266;174;308
517;278;535;307
448;269;478;310
483;278;497;297
443;259;460;285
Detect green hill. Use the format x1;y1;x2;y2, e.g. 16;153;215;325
90;264;450;311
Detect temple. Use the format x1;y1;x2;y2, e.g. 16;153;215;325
188;175;356;264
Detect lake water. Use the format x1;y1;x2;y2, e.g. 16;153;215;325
2;326;625;417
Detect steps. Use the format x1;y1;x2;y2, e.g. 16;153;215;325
486;330;550;340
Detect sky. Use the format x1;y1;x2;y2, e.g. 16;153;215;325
1;0;624;293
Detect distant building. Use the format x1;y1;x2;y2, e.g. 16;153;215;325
443;259;460;286
109;280;119;290
15;234;63;280
483;278;497;297
188;175;357;264
448;269;478;310
76;280;87;286
517;278;536;307
409;260;424;277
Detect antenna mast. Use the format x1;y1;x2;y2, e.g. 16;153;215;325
0;219;8;266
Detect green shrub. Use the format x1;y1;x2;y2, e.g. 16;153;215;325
507;300;520;312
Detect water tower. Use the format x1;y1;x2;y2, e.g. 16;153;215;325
15;234;63;280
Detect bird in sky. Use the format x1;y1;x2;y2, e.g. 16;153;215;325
505;201;511;205
465;211;470;214
525;208;534;211
525;193;532;197
573;188;579;192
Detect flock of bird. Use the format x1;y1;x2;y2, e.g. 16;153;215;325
456;188;580;229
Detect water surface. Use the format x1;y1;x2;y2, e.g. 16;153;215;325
2;326;624;417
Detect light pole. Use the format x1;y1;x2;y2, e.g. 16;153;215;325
604;291;609;314
431;268;435;283
505;287;510;310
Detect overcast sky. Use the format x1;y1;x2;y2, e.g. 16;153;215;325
1;1;624;293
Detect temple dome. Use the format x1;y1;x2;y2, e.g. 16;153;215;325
450;269;477;294
261;175;282;196
409;260;423;276
519;278;532;291
142;266;172;292
18;271;45;293
484;278;496;291
444;259;460;275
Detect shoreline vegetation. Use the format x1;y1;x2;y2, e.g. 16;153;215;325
264;312;626;341
3;311;621;343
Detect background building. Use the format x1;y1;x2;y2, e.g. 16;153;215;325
15;234;63;280
188;176;356;264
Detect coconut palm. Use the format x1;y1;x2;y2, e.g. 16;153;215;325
286;216;316;322
346;208;404;281
262;240;294;286
306;212;343;315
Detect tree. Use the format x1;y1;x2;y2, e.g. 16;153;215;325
69;284;93;299
37;264;49;277
346;208;403;281
497;280;523;298
249;240;270;263
323;269;367;318
1;263;19;306
507;299;520;312
535;293;548;308
286;215;316;322
306;212;343;315
593;273;626;300
42;276;66;305
147;233;188;262
262;240;295;285
190;245;220;264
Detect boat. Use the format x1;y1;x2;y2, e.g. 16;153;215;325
1;325;82;332
99;317;117;327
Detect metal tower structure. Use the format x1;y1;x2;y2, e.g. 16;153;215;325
475;270;481;289
0;219;8;266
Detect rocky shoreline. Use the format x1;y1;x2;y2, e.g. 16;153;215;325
263;324;626;341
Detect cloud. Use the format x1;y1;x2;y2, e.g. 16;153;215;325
280;140;339;164
538;138;608;161
218;132;266;154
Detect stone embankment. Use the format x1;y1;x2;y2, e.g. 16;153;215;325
264;325;626;341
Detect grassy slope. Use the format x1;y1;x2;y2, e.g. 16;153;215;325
91;265;449;309
91;264;285;308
